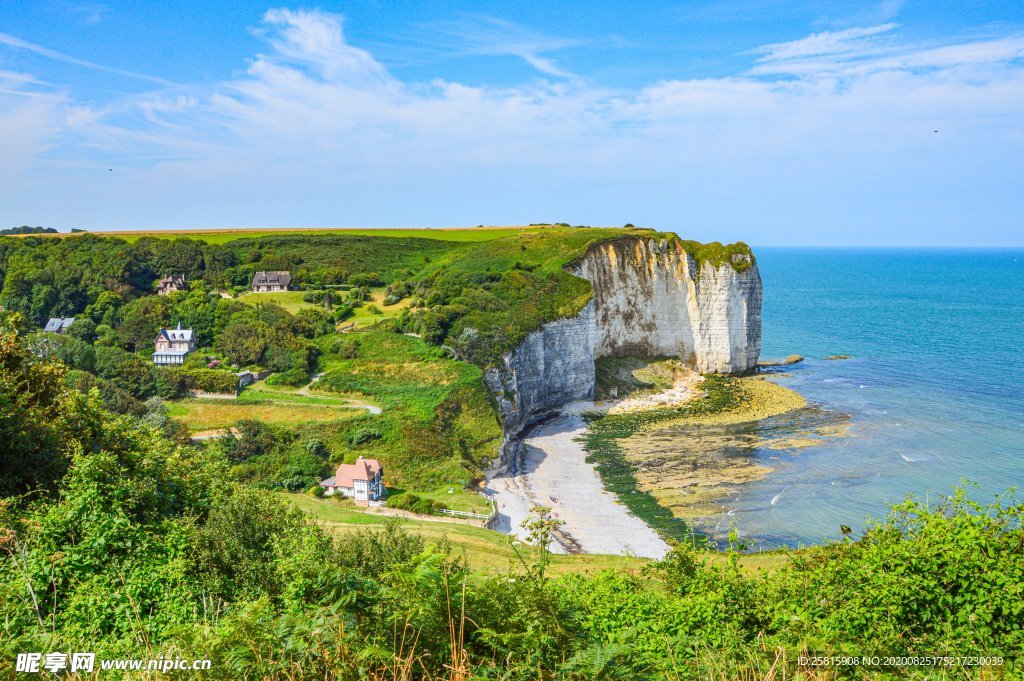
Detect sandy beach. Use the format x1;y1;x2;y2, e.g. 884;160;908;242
487;412;669;560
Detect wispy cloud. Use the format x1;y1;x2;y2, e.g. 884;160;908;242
0;32;174;85
67;2;111;26
1;8;1022;242
749;23;1024;77
417;15;583;78
752;23;899;63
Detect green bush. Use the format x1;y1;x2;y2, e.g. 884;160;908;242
386;492;442;515
265;367;308;387
169;367;238;394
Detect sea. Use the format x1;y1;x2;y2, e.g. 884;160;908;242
702;247;1024;548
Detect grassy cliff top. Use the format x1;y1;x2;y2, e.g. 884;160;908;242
0;226;753;365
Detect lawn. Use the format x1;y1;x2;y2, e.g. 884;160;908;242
168;399;362;431
284;494;790;577
347;289;414;325
90;226;549;244
236;388;365;407
236;290;318;314
385;483;493;515
236;287;411;325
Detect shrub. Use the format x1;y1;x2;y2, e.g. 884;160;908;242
348;426;381;445
170;367;239;394
387;493;442;516
266;367;308;387
65;369;145;416
348;272;382;287
154;367;190;399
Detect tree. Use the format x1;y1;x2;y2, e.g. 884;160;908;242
215;321;269;366
24;333;96;373
84;290;123;326
111;357;157;400
0;329;104;495
66;317;97;343
94;345;133;379
116;296;170;353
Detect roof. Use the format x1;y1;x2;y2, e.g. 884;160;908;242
157;274;186;288
156;322;194;343
332;457;383;488
44;317;75;332
319;476;337;488
251;270;292;287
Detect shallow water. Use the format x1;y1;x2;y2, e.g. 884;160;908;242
675;247;1024;547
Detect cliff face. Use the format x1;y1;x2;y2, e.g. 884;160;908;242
485;237;762;447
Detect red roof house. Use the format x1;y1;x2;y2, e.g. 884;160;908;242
320;456;384;504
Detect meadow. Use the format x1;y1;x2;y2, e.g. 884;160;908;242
167;399;362;431
86;225;551;244
235;290;318;314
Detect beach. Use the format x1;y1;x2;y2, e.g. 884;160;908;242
486;374;815;556
487;412;670;560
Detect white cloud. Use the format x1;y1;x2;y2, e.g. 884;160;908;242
1;9;1022;243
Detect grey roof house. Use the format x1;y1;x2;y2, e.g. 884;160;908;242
152;322;196;365
251;271;292;292
43;317;75;334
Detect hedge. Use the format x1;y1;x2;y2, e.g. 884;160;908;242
166;367;239;394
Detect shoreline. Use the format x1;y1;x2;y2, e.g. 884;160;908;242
487;375;809;555
486;412;670;560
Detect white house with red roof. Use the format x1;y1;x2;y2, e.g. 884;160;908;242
320;456;384;504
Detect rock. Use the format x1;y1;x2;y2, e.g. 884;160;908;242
758;354;804;367
824;354;853;361
486;236;762;460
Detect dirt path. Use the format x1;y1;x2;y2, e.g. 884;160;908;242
189;427;240;441
294;372;383;414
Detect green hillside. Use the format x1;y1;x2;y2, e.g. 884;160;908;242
0;227;1019;679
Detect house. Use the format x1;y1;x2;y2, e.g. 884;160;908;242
320;457;384;504
152;322;196;365
251;271;291;292
156;274;187;295
43;317;75;334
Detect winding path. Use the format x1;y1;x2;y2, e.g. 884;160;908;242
297;372;383;414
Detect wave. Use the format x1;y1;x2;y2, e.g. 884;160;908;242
770;485;792;506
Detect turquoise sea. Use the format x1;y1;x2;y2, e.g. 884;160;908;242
709;248;1024;548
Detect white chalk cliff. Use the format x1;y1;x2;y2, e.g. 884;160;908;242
485;237;762;445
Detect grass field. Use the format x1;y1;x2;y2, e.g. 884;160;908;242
235;388;363;407
348;289;413;324
88;226;552;244
235;288;412;323
236;290;318;314
168;399;362;431
284;493;790;577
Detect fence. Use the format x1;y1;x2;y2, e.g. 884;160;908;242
438;491;497;525
438;508;491;520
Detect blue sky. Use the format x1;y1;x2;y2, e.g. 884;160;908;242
1;1;1022;245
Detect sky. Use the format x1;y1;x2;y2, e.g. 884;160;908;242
1;1;1022;245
